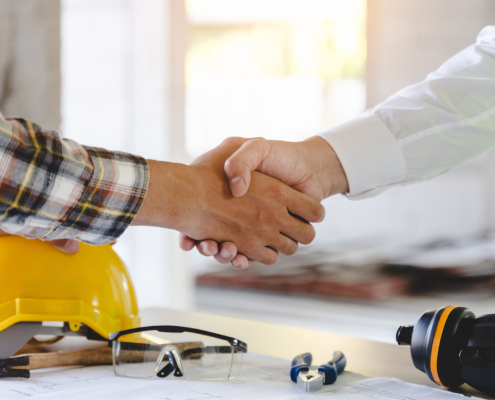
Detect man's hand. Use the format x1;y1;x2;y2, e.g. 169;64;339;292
224;136;349;201
180;136;348;268
133;138;325;265
178;233;244;267
0;229;80;254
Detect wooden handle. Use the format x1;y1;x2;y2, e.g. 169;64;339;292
15;347;112;370
11;341;204;371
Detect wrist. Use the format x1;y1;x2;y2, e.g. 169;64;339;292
132;160;196;231
303;136;349;198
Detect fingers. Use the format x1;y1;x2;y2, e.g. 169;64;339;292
231;254;253;270
194;240;277;268
179;235;221;257
240;235;296;267
178;233;197;251
179;234;242;266
285;188;326;224
180;235;219;256
50;239;80;254
224;139;269;197
278;214;316;245
240;245;278;265
196;240;219;256
0;229;80;254
257;247;279;265
268;234;299;256
213;242;237;264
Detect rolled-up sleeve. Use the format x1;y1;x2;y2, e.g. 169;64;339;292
0;117;148;244
320;25;495;200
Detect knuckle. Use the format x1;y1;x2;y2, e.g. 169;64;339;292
260;210;279;225
243;139;267;157
246;139;263;149
222;136;244;147
255;230;268;243
241;242;258;257
223;158;236;174
268;184;287;203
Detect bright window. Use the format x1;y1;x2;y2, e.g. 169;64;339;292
185;0;366;157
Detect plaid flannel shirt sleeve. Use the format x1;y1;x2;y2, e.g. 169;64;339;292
0;117;149;245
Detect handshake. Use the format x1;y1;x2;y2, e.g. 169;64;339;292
134;135;349;269
10;136;348;269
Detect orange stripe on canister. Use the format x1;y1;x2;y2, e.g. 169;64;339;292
430;305;457;387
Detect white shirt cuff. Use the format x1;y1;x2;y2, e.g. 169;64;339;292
319;113;407;200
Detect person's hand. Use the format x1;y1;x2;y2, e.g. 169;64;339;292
180;136;348;268
224;136;349;201
0;229;80;254
178;232;244;267
133;137;325;265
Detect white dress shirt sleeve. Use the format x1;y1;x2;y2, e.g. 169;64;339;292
320;25;495;200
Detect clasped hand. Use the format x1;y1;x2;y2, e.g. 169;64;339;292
178;136;346;269
175;137;324;266
32;136;345;270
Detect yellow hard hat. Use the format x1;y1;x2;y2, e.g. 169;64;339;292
0;236;140;357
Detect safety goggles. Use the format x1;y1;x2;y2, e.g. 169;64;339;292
108;326;247;380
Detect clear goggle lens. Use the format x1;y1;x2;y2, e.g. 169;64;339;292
112;331;243;380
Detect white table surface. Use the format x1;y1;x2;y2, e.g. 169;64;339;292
140;307;487;398
21;307;488;398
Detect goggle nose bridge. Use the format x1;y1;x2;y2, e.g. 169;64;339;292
155;346;184;378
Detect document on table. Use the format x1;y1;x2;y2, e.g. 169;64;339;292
0;352;480;400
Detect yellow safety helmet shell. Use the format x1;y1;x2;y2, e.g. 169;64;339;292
0;236;140;339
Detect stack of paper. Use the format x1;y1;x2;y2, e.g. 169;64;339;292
0;353;479;399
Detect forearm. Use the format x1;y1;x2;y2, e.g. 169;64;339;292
131;160;192;231
321;25;495;199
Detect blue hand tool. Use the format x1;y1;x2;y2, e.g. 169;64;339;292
290;351;346;392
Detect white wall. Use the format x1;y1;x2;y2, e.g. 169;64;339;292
367;0;495;108
61;0;193;310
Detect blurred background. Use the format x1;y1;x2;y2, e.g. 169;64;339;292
3;0;495;343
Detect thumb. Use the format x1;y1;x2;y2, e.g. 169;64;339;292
224;139;269;197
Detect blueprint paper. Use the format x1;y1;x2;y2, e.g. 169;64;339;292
0;352;478;400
